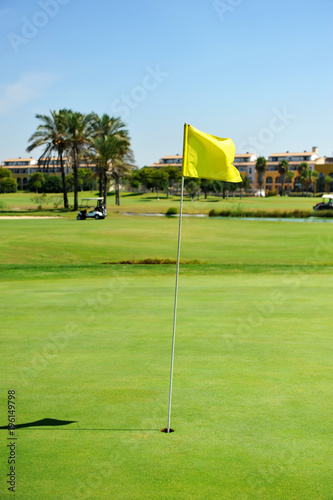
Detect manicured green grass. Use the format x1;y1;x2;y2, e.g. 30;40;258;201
1;216;333;269
0;217;332;498
0;190;325;217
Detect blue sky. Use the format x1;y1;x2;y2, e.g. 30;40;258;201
1;0;332;166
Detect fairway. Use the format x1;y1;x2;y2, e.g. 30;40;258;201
1;216;332;499
0;190;325;217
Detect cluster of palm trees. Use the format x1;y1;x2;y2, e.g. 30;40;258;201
255;157;319;195
27;110;134;210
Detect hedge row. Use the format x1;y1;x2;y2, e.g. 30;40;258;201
208;208;331;218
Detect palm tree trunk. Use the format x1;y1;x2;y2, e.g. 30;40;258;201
281;176;285;196
103;172;108;206
73;149;79;211
59;152;68;209
99;169;103;198
114;174;120;206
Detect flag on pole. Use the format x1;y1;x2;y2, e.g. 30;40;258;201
165;123;240;434
182;124;242;183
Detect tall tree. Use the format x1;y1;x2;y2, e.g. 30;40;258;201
28;172;45;193
164;166;182;197
185;179;200;201
297;161;308;195
64;111;95;210
89;115;134;206
150;169;169;200
255;156;267;196
0;168;17;193
200;178;216;199
285;170;295;194
325;175;332;193
27;109;70;208
277;159;289;195
299;167;318;195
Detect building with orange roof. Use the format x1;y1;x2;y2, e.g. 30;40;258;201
149;148;330;193
1;157;96;190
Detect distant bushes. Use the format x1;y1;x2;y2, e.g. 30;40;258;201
266;190;278;197
209;208;314;218
312;210;333;218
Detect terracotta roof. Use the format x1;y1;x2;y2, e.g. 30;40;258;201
234;154;254;158
3;158;35;162
150;163;181;167
233;162;256;165
159;155;182;159
269;152;314;157
267;160;317;164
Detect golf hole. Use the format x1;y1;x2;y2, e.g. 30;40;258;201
160;428;174;433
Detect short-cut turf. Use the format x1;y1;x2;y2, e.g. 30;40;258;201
0;216;332;499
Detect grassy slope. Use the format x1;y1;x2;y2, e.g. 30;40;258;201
0;217;332;499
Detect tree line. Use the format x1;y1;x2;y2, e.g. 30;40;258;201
129;166;250;200
27;110;134;210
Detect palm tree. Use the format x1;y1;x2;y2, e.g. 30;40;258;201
325;175;332;193
64;111;95;210
277;159;289;195
27;109;70;208
285;170;295;194
301;169;318;195
297;161;308;195
298;162;308;176
89;115;134;206
255;156;267;196
298;162;319;195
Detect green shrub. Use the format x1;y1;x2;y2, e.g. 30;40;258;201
42;175;63;193
266;190;278;197
313;210;333;218
166;207;178;216
50;196;63;209
31;193;50;210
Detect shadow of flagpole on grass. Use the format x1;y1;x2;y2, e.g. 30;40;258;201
19;428;160;431
0;418;159;431
0;418;76;429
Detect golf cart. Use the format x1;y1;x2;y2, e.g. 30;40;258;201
77;198;107;220
313;194;333;211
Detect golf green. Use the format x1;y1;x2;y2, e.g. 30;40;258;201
0;216;332;499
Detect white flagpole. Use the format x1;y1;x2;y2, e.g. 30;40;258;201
167;123;187;433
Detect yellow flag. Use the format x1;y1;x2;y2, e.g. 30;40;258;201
182;124;242;183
